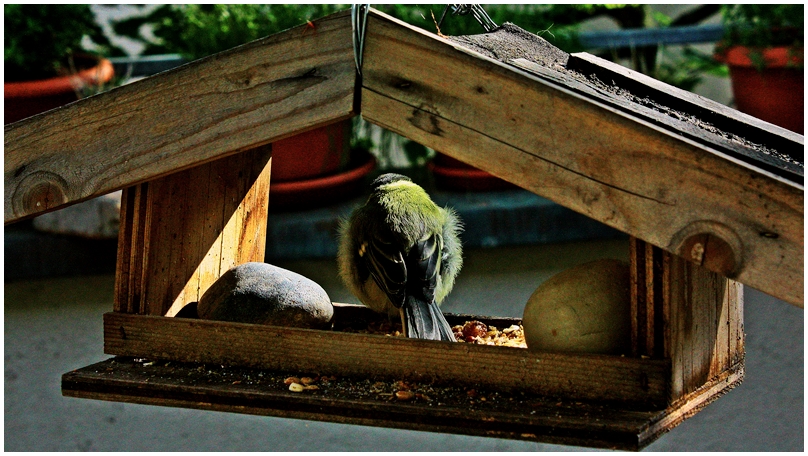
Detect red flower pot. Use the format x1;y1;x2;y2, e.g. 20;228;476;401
270;121;351;182
431;153;517;191
268;120;376;211
4;55;114;124
717;45;804;134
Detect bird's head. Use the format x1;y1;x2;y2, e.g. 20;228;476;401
370;173;412;192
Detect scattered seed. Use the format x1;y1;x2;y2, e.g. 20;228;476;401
300;377;315;385
303;385;319;391
289;383;305;393
395;390;415;401
284;376;300;385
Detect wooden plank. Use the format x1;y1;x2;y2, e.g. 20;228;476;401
102;312;670;408
360;9;803;306
629;237;645;357
730;280;745;366
4;10;355;224
511;57;802;184
113;184;151;314
712;278;731;378
114;148;271;317
568;52;804;168
629;237;661;358
664;251;743;402
63;357;663;451
639;361;744;446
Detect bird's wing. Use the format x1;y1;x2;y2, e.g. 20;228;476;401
365;236;408;308
364;231;443;309
402;233;455;340
405;232;443;303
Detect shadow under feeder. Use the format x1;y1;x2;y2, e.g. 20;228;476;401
1;8;798;452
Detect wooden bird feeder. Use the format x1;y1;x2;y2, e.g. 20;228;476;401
5;9;803;451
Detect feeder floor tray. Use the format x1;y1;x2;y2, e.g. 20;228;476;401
62;355;741;451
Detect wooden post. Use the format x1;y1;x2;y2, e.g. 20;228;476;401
630;237;744;406
114;146;271;316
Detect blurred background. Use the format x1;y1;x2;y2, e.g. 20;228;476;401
4;4;803;452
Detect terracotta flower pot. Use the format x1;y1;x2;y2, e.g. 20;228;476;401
4;55;114;124
431;153;517;191
271;121;351;182
268;151;376;211
716;45;804;134
268;120;376;211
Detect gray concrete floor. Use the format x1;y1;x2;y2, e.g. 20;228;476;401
4;239;803;451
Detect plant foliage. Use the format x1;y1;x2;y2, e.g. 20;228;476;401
720;4;803;49
4;4;116;81
113;4;345;60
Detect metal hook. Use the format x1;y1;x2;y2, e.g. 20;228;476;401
352;4;370;77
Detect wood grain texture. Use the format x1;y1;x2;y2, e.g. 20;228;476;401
113;147;271;317
565;53;804;178
103;311;670;408
63;357;666;451
360;9;803;306
4;10;355;224
639;361;744;445
665;251;745;402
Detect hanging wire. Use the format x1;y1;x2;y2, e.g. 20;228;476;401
351;4;370;76
438;4;498;33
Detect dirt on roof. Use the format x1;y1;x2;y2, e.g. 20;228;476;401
448;23;803;180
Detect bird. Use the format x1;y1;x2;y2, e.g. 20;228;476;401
338;173;463;341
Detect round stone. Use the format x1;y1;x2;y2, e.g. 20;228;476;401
522;259;631;355
197;262;333;329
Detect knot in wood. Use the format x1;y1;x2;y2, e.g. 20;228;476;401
670;220;743;278
12;171;69;219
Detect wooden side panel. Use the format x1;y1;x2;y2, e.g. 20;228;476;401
360;9;802;306
113;147;271;316
5;11;355;224
630;238;744;403
103;312;670;408
664;251;744;403
629;237;665;358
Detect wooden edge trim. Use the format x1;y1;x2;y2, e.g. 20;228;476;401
103;312;670;408
62;356;660;450
639;360;745;446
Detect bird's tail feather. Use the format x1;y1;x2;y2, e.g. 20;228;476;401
402;296;456;341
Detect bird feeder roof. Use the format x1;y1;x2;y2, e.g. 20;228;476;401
4;8;803;305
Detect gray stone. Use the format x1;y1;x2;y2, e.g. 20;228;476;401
197;262;333;329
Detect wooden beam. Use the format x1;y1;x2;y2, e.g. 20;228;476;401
4;10;356;224
63;357;663;451
103;311;670;408
360;9;803;306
